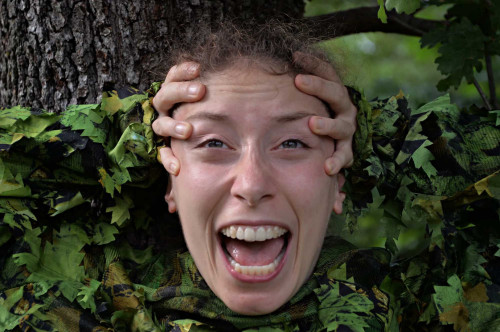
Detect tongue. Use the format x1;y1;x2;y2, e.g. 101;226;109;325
225;237;284;266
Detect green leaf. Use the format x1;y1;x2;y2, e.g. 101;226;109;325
106;195;133;226
50;191;87;216
433;275;500;330
77;279;101;313
12;225;87;302
0;106;31;129
92;223;119;245
8;111;61;139
377;0;387;23
0;226;12;246
0;158;32;197
0;286;44;330
59;280;83;302
467;302;500;332
98;167;117;196
377;0;388;23
412;94;453;116
421;18;487;91
60;104;107;143
0;286;24;330
461;245;488;283
433;274;465;315
315;281;374;332
488;110;500;126
385;0;421;14
327;263;347;281
411;140;438;178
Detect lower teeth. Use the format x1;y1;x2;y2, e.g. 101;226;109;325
227;251;285;276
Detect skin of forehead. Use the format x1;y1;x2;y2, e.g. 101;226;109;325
174;63;330;120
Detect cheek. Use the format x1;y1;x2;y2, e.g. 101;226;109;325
279;159;336;238
171;146;230;215
279;156;335;208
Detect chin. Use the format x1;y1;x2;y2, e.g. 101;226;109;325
215;284;292;315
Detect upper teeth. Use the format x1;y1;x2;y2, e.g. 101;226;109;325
221;225;287;242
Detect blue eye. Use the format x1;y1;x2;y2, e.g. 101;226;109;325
279;139;306;149
203;139;227;148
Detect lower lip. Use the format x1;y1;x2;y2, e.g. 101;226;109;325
218;235;290;283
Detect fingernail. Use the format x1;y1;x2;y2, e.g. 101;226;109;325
300;75;311;86
314;118;325;130
169;162;178;174
175;123;188;135
188;84;200;96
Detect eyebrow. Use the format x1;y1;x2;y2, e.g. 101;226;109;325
185;111;315;123
185;112;230;122
271;111;313;123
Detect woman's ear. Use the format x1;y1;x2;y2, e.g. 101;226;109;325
165;179;177;213
332;173;346;215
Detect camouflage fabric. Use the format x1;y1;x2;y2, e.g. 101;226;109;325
347;91;500;331
0;85;499;331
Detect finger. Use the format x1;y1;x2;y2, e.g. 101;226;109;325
152;117;193;139
164;62;201;84
293;51;341;83
324;141;354;175
159;147;180;176
335;138;354;168
152;82;205;115
309;116;356;140
295;75;354;114
337;173;346;190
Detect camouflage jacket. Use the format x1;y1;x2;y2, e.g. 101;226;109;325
0;85;499;331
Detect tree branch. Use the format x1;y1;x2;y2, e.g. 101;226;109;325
485;48;499;109
472;77;492;110
303;6;444;40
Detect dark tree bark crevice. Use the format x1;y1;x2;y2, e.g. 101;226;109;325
1;0;306;112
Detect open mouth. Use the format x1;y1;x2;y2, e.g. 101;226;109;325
219;225;289;277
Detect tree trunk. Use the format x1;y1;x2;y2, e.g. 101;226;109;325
0;0;304;112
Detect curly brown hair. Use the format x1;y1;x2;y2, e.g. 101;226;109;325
169;19;333;78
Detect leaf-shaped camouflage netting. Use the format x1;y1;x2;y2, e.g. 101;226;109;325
1;86;499;331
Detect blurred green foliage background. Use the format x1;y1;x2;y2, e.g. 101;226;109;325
305;0;500;109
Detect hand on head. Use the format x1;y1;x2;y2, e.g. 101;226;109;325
152;62;205;175
152;54;356;177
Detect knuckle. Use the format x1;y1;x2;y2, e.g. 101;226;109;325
153;93;170;114
333;84;347;101
153;99;163;113
163;147;174;158
333;153;344;164
326;118;337;134
152;96;159;109
152;118;172;136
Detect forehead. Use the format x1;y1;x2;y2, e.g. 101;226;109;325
174;66;329;121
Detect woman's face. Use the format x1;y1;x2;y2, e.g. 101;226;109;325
165;65;344;315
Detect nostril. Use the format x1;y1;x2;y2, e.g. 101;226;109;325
230;154;275;206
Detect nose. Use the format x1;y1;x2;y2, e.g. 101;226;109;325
230;148;274;207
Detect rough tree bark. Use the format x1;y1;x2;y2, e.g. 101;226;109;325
0;0;304;112
0;1;443;113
